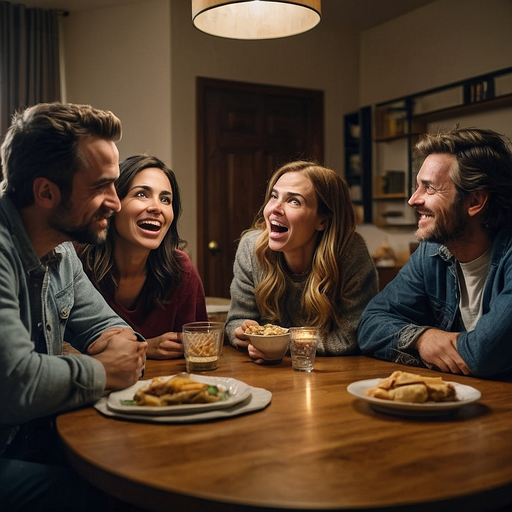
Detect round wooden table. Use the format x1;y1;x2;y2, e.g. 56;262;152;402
57;345;512;512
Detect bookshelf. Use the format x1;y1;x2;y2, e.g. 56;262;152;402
343;106;372;223
372;66;512;227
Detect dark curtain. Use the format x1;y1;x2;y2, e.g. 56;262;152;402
0;1;61;177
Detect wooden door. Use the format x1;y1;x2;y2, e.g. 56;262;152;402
197;78;324;298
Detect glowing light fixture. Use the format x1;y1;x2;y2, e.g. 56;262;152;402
192;0;321;40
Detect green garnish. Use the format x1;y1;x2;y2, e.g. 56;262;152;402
207;385;229;401
206;385;219;395
120;399;137;406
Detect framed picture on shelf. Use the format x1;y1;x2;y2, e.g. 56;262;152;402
348;153;361;175
383;170;405;195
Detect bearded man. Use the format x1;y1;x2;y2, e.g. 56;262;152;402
358;127;512;377
0;103;147;510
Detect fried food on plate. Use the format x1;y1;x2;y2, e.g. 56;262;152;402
365;370;457;403
133;374;227;406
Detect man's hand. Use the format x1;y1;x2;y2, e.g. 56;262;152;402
416;328;471;375
88;327;147;391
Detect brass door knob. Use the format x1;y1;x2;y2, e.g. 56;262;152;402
208;240;219;252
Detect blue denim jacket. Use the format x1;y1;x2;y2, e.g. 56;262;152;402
358;224;512;377
0;195;129;453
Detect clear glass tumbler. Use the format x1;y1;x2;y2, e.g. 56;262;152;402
182;321;225;372
289;327;319;372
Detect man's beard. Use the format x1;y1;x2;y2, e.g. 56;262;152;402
49;201;114;245
61;222;110;245
415;198;468;245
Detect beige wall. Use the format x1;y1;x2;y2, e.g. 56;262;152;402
60;0;512;262
62;0;172;170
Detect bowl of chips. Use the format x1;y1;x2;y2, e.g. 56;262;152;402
244;324;290;361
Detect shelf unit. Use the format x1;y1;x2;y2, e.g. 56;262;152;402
372;66;512;228
372;97;418;227
343;106;372;223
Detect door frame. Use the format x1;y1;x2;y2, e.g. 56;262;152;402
196;77;324;296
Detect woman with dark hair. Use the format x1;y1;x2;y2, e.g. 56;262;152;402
78;154;208;359
225;160;377;363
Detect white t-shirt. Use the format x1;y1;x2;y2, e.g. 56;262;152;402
457;248;491;331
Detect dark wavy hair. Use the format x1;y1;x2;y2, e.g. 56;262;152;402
415;126;512;236
1;102;122;208
78;154;186;311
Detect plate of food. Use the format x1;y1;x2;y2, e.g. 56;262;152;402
347;370;481;416
107;373;252;416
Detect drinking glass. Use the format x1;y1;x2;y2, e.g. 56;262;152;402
289;327;318;372
182;321;224;372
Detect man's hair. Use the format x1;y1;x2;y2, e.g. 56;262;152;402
1;102;122;208
415;127;512;234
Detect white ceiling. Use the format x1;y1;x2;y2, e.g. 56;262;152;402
18;0;436;31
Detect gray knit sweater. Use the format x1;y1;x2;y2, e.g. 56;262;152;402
225;229;378;356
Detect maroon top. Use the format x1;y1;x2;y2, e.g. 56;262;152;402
107;250;208;339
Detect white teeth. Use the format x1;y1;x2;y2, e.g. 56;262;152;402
140;219;161;227
271;220;285;227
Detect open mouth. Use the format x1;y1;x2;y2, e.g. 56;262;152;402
137;219;161;232
270;220;288;233
415;209;434;221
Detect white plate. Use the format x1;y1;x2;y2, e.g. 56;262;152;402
347;378;481;416
107;374;252;416
95;386;271;423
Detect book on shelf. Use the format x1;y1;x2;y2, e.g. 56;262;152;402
464;78;495;104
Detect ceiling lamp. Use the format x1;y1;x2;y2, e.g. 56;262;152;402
192;0;321;40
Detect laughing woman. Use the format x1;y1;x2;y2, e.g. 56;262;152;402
225;160;378;362
78;155;208;359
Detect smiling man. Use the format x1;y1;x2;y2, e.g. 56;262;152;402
0;103;147;511
358;127;512;378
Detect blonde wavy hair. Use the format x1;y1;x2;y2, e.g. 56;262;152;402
249;161;356;334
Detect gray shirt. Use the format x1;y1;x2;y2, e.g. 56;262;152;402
226;229;378;356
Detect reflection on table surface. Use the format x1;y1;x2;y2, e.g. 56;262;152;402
57;344;512;512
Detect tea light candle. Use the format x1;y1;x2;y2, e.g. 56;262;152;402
290;327;318;345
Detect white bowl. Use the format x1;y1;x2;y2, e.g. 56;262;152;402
246;331;290;361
